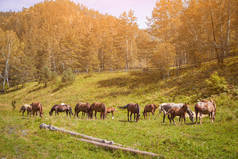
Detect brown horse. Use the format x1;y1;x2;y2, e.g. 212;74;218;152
143;104;158;119
74;102;90;118
119;103;140;122
49;104;73;117
106;107;115;119
89;102;106;119
167;104;188;124
195;99;216;124
31;102;43;117
19;104;32;116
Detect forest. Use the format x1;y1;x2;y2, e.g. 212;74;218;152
0;0;237;91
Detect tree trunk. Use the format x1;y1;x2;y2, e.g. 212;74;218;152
208;0;222;65
125;39;129;71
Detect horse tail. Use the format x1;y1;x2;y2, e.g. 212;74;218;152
19;106;23;112
118;104;128;109
40;104;43;117
136;103;140;114
75;104;78;113
211;99;216;114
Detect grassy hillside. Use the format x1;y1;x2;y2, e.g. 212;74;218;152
0;57;238;159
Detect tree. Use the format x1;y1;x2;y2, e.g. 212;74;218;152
0;29;23;92
151;42;176;78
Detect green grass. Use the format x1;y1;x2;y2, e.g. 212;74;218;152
0;57;238;159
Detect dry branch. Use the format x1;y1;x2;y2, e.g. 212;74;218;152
39;123;163;158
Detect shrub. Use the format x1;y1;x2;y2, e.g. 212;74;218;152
206;72;228;95
61;68;75;84
39;66;58;87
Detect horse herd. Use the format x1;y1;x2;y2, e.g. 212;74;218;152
19;99;216;124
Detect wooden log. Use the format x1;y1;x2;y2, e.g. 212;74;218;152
40;123;114;144
78;138;163;158
39;123;163;158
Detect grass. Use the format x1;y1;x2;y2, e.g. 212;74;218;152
0;57;238;159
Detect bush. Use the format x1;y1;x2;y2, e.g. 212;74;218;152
39;66;58;87
61;68;75;84
206;72;228;95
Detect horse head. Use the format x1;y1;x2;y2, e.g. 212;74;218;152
186;108;194;122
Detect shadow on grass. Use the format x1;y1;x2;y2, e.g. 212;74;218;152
28;85;46;93
96;90;132;99
97;59;238;99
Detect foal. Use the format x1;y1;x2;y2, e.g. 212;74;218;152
106;107;115;119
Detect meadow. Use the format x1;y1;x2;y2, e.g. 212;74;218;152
0;57;238;159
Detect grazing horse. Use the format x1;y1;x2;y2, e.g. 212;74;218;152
167;104;188;124
89;102;106;120
31;102;43;117
119;103;140;122
159;103;194;123
106;107;115;119
19;104;32;116
143;104;158;119
195;99;216;124
49;104;73;117
74;102;90;118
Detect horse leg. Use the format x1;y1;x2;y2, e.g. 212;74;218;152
22;109;25;116
163;114;166;123
130;112;132;121
213;112;215;122
134;113;136;121
173;115;176;125
111;112;114;119
127;111;129;121
211;112;215;123
95;111;97;119
184;115;186;123
195;111;198;124
199;113;202;124
168;114;171;124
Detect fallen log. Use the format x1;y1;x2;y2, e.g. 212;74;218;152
40;123;114;145
40;123;163;158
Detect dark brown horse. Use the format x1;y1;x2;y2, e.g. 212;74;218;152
49;104;73;117
195;99;216;124
19;104;32;116
106;107;115;119
31;102;43;117
143;104;158;119
74;102;90;118
167;104;188;124
89;102;106;119
119;103;140;122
